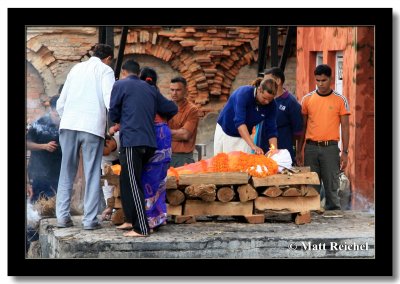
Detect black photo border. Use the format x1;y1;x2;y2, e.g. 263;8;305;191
8;7;393;277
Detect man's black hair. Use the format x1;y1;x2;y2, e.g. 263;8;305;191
49;95;60;109
93;44;114;60
314;64;332;77
171;76;187;87
264;67;285;84
122;59;140;75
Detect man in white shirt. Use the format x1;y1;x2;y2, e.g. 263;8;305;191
56;44;115;230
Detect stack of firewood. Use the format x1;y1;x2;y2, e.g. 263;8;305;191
166;167;321;225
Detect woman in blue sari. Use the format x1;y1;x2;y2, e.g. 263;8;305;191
140;67;175;231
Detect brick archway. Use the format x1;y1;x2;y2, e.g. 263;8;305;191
26;46;58;100
117;27;260;108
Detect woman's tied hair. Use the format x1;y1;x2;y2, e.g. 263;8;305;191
259;78;278;96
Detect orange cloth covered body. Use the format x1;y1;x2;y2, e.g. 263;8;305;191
167;151;278;179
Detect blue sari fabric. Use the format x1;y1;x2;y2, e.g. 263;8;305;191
142;122;171;229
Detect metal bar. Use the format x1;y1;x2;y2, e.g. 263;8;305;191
270;26;279;67
105;26;114;48
99;26;106;44
257;26;269;77
114;26;129;81
279;26;296;72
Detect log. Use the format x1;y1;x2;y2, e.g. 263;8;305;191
252;172;320;187
217;186;235;202
293;211;311;225
282;187;302;197
262;186;283;197
184;200;253;216
185;184;216;202
178;172;249;185
237;184;258;202
166;189;185;205
166;176;177;189
244;214;265;224
254;196;320;213
167;204;182;216
300;185;319;197
174;215;196;224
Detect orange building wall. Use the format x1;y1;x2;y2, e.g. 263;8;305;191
296;27;374;209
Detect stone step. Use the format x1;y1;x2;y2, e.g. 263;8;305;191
37;211;375;258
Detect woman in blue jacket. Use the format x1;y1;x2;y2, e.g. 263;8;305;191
214;78;278;155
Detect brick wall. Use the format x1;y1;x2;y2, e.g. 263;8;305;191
26;62;46;125
26;26;296;160
123;54;181;99
231;56;297;97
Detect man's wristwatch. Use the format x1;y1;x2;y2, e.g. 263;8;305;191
343;149;349;154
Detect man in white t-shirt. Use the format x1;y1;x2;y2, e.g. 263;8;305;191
56;43;115;230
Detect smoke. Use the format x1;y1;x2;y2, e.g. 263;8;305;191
351;191;375;214
27;200;41;228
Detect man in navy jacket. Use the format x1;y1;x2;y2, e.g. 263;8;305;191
109;59;177;237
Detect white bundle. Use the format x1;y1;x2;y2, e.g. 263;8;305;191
102;180;114;203
269;149;293;172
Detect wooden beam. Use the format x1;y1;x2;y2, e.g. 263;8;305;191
254;196;320;212
252;172;320;187
178;172;249;186
184;200;253;216
166;176;177;189
167;204;182;216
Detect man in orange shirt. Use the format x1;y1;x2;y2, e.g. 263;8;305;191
168;77;199;167
296;64;350;211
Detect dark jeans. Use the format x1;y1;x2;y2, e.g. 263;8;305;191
170;152;194;167
304;144;341;210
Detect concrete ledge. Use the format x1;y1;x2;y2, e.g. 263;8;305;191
38;211;374;258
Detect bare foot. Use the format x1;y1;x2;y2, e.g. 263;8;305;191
123;230;149;237
116;222;133;230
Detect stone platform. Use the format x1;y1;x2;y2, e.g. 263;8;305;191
37;210;374;258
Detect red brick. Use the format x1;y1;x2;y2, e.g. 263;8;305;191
196;82;209;89
158;30;176;37
180;40;197;47
205;45;223;51
193;46;206;51
185;27;196;33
